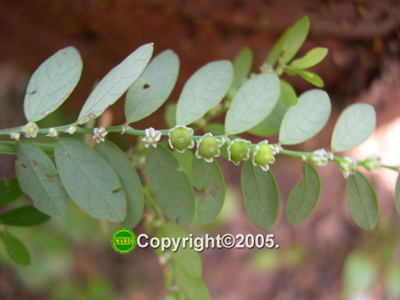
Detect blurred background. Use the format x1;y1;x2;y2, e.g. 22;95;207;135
1;0;400;299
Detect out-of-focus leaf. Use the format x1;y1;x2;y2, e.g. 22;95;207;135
0;178;23;207
165;103;177;128
232;47;253;89
0;206;50;226
296;69;324;87
1;231;31;265
290;47;328;69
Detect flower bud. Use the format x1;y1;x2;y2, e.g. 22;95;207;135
310;149;329;166
364;155;381;172
252;140;276;171
227;139;251;166
339;156;357;178
168;125;194;153
195;133;224;163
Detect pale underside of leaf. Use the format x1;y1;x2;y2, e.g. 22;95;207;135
176;60;233;126
331;103;376;152
225;73;280;134
77;43;153;124
24;47;82;122
125;49;179;123
279;89;331;145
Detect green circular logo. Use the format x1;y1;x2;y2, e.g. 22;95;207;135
110;227;137;254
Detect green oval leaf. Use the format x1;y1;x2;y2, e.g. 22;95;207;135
176;60;233;126
173;150;194;186
279;79;297;107
286;163;321;226
55;138;126;222
232;47;253;89
290;47;328;70
279;89;331;145
347;172;379;230
174;266;211;300
0;206;50;226
77;43;153;124
395;174;400;217
192;158;225;224
96;140;143;228
296;69;324;87
280;16;310;65
1;231;31;265
0;178;23;207
146;144;195;226
248;98;288;137
241;160;279;230
165;103;177;128
125;49;179;123
331;103;376;153
15;140;69;216
24;47;82;122
225;73;280;134
157;222;202;277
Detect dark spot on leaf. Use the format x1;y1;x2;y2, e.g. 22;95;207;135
16;163;28;170
31;160;37;167
143;84;150;89
57;154;61;160
208;184;219;197
175;216;181;223
148;177;153;182
177;167;185;172
29;89;37;95
120;207;126;212
46;173;58;180
129;90;136;95
112;187;122;194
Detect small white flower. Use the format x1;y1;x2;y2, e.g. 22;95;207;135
311;148;329;166
121;125;133;134
65;125;77;135
10;132;20;141
339;156;358;178
21;122;39;138
46;127;59;138
92;127;108;143
364;155;381;172
142;127;162;148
